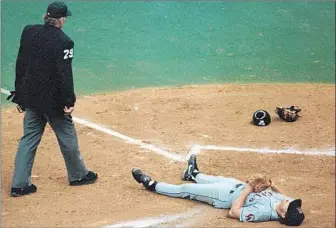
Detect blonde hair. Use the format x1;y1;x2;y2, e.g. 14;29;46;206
247;173;271;185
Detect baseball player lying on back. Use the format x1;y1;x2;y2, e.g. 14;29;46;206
131;154;305;226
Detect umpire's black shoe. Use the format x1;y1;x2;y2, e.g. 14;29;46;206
131;168;157;191
69;171;98;186
11;184;37;197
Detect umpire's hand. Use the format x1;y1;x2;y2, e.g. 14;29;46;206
64;106;74;115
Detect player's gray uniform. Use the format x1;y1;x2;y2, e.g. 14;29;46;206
155;173;293;222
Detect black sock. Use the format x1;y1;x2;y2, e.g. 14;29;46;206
192;170;200;178
147;180;157;191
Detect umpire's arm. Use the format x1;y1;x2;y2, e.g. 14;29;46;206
54;39;76;108
15;25;31;91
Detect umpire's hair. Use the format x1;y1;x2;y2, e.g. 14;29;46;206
42;14;61;26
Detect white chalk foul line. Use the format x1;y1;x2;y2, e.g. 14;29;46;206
3;87;334;160
72;117;185;162
187;145;335;158
102;206;204;228
1;88;185;162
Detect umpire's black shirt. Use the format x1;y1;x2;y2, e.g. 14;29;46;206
12;22;76;116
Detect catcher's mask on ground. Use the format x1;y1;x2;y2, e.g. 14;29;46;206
279;199;305;226
252;110;271;126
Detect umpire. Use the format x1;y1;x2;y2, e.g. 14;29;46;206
7;1;98;197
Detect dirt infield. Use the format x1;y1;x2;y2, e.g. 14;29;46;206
1;83;335;227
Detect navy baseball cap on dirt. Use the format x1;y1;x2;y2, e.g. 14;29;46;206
46;1;72;18
280;199;305;226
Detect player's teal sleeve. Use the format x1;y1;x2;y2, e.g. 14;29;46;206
239;205;271;222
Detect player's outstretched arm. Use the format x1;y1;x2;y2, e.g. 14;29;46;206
228;183;254;219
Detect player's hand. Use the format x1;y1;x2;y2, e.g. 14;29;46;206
254;178;272;192
246;173;272;192
253;182;269;192
64;106;74;115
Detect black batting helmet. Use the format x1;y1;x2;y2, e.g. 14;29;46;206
252;110;271;126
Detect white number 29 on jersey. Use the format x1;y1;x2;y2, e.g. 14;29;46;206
63;48;74;59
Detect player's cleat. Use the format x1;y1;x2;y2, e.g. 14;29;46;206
11;184;37;197
131;168;157;191
181;154;200;181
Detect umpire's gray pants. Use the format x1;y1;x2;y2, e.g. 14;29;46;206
11;108;88;188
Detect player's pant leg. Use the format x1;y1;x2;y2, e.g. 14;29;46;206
155;182;234;209
195;173;244;185
11;109;47;188
46;114;88;182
